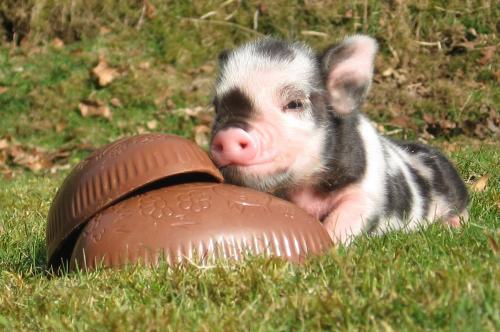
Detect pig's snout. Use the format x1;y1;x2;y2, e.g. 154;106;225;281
211;128;257;167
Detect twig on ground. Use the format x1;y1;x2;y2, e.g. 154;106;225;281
136;1;147;30
415;40;442;50
200;11;217;20
301;30;328;38
253;10;259;31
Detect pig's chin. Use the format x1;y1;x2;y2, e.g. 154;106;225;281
220;165;291;193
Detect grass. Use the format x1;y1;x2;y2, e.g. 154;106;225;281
0;146;498;330
0;0;499;330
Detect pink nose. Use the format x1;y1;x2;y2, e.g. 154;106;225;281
211;128;257;167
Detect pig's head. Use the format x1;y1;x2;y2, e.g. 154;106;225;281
210;35;377;193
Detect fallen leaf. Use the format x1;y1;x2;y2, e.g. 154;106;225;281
258;3;268;14
91;56;120;87
110;98;122;107
486;117;500;136
187;76;212;92
199;63;214;73
55;122;67;133
487;235;498;255
441;141;459;153
138;61;151;70
471;175;489;192
0;151;7;167
100;27;111;35
154;88;174;107
0;135;80;175
144;0;157;18
10;146;52;172
478;46;496;66
0;138;9;150
146;120;158;130
388;115;417;131
51;37;65;49
0;86;8;94
406;82;430;98
173;106;214;125
78;100;113;120
194;125;211;148
382;68;394;77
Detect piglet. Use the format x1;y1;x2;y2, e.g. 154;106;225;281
209;35;469;244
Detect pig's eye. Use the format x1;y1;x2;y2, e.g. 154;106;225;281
285;100;303;111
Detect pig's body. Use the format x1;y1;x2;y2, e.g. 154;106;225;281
210;36;469;244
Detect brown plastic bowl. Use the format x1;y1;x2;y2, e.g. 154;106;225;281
47;134;223;269
70;183;332;270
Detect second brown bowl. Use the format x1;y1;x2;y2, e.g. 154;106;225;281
70;183;333;270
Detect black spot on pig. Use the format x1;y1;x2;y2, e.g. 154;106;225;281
212;88;255;135
385;171;413;219
315;112;366;192
217;88;254;119
397;141;469;216
254;39;296;62
407;166;431;218
320;42;356;75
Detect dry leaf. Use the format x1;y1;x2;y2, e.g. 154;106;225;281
0;86;8;94
98;26;110;35
91;56;120;87
78;100;113;120
478;46;496;66
194;125;211;148
389;115;417;131
10;146;52;172
487;235;498;255
199;63;214;73
55;122;67;133
138;61;151;70
110;98;122;107
382;68;394;77
51;37;65;48
441;141;459;153
0;138;9;150
144;0;157;18
471;175;489;192
0;135;77;175
146;120;158;130
258;3;268;14
173;106;214;125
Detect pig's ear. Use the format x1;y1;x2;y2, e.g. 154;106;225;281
320;35;378;114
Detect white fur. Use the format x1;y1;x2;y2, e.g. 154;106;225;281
217;40;319;99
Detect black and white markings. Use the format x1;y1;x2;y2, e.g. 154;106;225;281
209;35;469;243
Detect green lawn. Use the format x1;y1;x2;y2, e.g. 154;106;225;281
0;1;499;330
